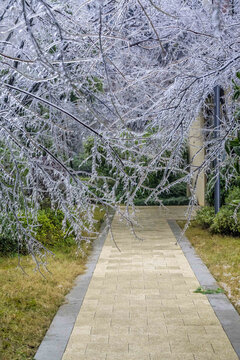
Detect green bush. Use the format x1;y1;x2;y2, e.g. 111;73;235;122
196;186;240;235
205;174;229;207
159;182;187;199
0;227;18;255
225;186;240;206
205;167;240;207
195;206;215;229
208;186;240;236
82;136;189;205
71;153;92;173
210;206;240;236
0;208;75;256
35;208;75;249
0;213;27;255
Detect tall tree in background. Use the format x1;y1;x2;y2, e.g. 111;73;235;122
0;0;239;263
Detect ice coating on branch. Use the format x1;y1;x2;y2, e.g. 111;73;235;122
0;0;239;266
212;0;222;37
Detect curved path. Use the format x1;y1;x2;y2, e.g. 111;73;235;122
60;207;239;359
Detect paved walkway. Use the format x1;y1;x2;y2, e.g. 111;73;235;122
62;207;238;360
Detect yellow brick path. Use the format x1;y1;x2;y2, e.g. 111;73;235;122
63;207;238;360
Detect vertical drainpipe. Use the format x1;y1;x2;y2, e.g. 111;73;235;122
214;85;221;214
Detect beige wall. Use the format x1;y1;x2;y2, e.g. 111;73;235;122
188;113;206;206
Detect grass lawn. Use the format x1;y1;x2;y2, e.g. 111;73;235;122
0;207;105;360
178;220;240;315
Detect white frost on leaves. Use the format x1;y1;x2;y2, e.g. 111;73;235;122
212;0;223;38
0;0;239;265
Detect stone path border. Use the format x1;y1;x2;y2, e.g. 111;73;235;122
34;208;240;360
34;214;114;360
168;220;240;359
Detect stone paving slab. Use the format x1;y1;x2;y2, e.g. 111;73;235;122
168;219;240;358
62;207;238;360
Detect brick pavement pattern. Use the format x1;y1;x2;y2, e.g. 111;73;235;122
63;207;238;360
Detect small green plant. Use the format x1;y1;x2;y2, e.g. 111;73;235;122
209;206;240;236
194;287;224;295
35;208;75;249
196;203;240;236
195;206;215;229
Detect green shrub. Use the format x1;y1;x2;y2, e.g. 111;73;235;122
195;206;215;229
205;161;240;207
160;182;187;199
0;213;27;255
130;182;188;206
0;228;18;255
82;136;189;205
71;153;92;173
225;186;240;206
0;208;75;256
0;205;106;256
161;196;189;206
210;206;240;236
197;187;240;236
35;208;75;249
205;175;229;206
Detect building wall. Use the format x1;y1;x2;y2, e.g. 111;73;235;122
188;113;206;206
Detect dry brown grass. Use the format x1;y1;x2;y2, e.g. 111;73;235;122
178;220;240;315
0;207;105;360
0;252;86;360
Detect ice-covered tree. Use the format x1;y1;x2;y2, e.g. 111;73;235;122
0;0;239;264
